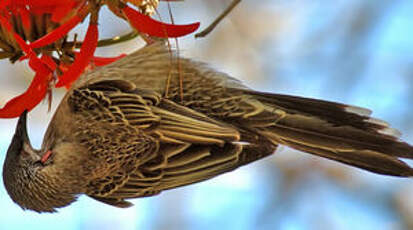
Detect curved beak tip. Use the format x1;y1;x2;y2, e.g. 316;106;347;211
16;110;29;142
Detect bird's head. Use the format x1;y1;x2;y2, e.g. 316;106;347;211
2;111;78;213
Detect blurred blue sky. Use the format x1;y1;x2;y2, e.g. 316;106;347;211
0;1;413;230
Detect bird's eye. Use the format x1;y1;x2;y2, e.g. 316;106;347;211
33;160;43;167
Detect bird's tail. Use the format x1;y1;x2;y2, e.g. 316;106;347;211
246;91;413;177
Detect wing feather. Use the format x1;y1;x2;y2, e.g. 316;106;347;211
67;79;257;207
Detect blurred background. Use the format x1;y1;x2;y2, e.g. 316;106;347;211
1;0;413;229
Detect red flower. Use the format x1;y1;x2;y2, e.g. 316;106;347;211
0;0;200;118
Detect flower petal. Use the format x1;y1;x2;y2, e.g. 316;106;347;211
0;0;11;10
29;6;88;49
18;8;31;30
122;6;200;38
0;72;49;118
0;13;51;75
91;54;126;66
51;2;78;22
55;23;98;88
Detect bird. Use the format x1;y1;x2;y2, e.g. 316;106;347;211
3;42;413;213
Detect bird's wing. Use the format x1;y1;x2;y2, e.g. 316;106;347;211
67;79;262;208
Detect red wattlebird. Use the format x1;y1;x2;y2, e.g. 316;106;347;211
3;42;413;213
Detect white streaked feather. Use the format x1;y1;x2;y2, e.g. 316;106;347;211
378;127;402;139
344;105;372;116
232;141;251;146
367;117;390;127
345;106;402;139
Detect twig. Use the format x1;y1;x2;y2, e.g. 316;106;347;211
195;0;241;38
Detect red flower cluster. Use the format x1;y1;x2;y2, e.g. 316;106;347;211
0;0;200;118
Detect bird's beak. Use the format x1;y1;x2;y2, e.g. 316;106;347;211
16;110;30;145
16;110;30;143
6;110;33;158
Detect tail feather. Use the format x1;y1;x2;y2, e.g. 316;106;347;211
247;91;396;137
246;91;413;177
283;138;413;177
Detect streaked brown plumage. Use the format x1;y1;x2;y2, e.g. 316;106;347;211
3;42;413;213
